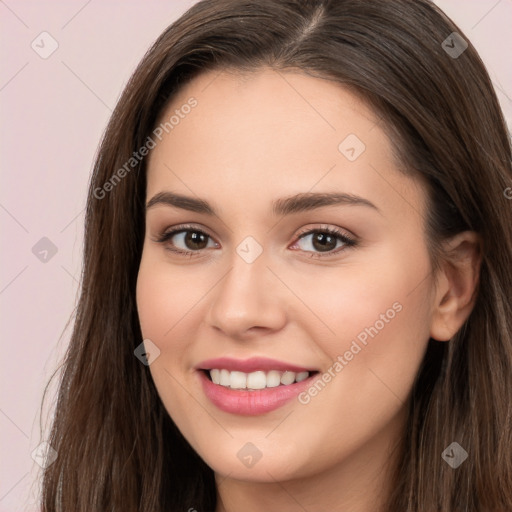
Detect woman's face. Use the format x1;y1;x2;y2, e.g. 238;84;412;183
136;68;436;483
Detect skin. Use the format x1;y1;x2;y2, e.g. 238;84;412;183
136;68;481;512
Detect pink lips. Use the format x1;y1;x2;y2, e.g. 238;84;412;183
196;357;318;416
196;356;316;373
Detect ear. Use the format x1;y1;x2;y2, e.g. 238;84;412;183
429;231;482;342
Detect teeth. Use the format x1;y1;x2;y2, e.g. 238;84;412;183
280;371;295;385
207;369;312;390
266;370;281;388
295;371;309;382
246;371;266;390
210;369;220;384
220;369;230;386
230;371;247;389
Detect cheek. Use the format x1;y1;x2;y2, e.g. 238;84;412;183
285;238;433;409
298;251;432;429
135;258;206;438
136;253;203;348
327;274;430;371
281;247;431;361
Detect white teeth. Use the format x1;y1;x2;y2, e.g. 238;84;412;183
266;370;281;388
219;369;230;386
280;371;296;385
246;371;266;390
210;369;220;384
230;371;247;389
207;369;312;389
296;371;309;382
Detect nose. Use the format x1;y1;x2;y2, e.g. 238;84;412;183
204;247;288;340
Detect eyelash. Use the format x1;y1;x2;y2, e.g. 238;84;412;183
154;223;358;259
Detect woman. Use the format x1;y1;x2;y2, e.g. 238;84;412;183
41;0;512;510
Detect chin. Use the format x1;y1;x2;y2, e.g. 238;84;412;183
194;439;317;483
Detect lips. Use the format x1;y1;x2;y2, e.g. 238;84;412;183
196;356;318;374
195;357;320;415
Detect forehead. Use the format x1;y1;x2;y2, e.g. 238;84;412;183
145;68;425;221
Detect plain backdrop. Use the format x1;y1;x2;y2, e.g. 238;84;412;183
1;1;511;510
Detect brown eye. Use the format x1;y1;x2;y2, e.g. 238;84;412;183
293;227;357;258
156;226;217;255
182;231;209;250
310;232;338;252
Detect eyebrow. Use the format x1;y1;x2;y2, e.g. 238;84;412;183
145;191;381;216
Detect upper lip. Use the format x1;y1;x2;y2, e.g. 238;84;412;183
196;357;318;373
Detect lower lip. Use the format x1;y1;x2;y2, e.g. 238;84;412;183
198;370;316;416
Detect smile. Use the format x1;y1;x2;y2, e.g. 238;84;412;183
207;369;311;389
196;357;320;415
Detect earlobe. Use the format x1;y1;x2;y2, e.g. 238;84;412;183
429;231;482;342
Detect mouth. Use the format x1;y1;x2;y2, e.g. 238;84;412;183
195;357;320;415
201;368;319;390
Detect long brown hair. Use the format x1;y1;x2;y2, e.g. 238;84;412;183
41;0;512;510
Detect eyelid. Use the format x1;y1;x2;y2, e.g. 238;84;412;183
294;224;356;241
153;222;216;241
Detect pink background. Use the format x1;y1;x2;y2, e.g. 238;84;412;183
1;1;510;509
